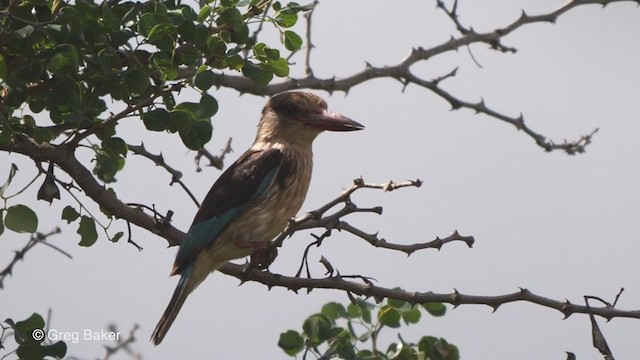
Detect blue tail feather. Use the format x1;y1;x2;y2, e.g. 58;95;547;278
151;264;194;345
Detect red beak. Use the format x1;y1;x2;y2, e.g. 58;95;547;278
307;109;365;132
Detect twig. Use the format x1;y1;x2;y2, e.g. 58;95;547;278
303;1;319;76
129;143;200;207
271;178;424;249
195;137;233;171
0;136;185;246
102;324;141;360
0;228;65;290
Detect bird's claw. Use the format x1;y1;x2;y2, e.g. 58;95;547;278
250;246;278;270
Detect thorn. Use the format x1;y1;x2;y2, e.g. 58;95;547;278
519;9;529;21
518;287;530;295
491;304;500;313
451;288;461;305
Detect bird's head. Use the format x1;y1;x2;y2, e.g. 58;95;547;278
256;92;364;146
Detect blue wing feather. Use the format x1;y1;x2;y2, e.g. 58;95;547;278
173;148;283;274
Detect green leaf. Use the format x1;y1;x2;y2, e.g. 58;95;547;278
13;313;45;343
62;206;80;223
0;163;18;196
193;68;215;91
142;108;170;131
46;78;82;113
93;153;121;182
40;341;68;358
102;2;121;32
47;45;80;77
347;300;374;324
265;57;289;77
422;302;447;317
302;314;333;345
179;119;212;150
5;205;38;233
102;137;128;156
377;305;401;328
124;69;151;95
278;330;304;356
196;93;218;119
401;307;421;324
283;30;302;51
388;297;411;311
275;12;297;27
138;13;170;37
197;5;212;22
168;110;192;133
418;336;459;360
207;36;227;56
242;62;273;87
321;302;348;320
77;215;98;247
148;23;175;42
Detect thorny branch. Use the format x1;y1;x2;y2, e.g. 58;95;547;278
221;262;640;322
197;0;640;154
271;178;474;256
102;324;142;360
0;228;68;289
195;137;234;171
129;143;200;207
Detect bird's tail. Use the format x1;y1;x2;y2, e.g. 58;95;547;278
151;264;194;345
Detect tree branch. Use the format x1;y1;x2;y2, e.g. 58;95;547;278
129;143;200;207
0;136;184;246
220;263;640;322
195;137;234;171
182;0;639;154
0;228;66;289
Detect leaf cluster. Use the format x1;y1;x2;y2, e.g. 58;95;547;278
0;0;309;176
0;0;311;245
2;313;67;360
278;298;459;360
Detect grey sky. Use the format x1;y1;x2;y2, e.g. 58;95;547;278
3;1;640;359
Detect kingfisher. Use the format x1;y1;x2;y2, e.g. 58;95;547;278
151;91;364;344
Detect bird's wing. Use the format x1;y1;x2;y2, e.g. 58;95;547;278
172;148;284;274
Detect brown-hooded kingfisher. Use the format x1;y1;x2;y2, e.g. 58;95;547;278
151;91;364;344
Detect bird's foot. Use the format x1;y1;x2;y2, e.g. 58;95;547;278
250;247;278;270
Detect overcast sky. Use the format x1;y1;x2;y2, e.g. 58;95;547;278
3;1;640;359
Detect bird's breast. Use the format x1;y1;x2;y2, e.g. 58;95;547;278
234;146;313;244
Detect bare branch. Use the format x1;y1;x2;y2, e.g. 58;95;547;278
102;324;141;360
195;137;234;171
220;262;640;322
0;136;185;246
129;143;200;207
271;178;425;250
0;228;65;289
191;0;640;153
303;1;319;76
